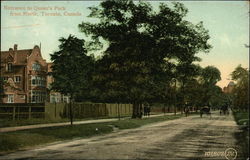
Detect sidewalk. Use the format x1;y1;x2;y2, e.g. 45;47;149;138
0;112;177;133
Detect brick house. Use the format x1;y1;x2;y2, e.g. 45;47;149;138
1;44;47;103
223;81;235;94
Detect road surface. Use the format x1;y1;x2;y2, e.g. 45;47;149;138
0;111;240;160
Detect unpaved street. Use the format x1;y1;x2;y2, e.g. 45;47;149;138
0;111;240;160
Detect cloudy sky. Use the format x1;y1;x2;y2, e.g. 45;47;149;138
1;1;249;88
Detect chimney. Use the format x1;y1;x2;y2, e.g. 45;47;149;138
40;42;41;53
13;44;18;63
14;44;18;51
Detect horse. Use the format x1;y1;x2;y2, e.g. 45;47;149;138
200;106;211;118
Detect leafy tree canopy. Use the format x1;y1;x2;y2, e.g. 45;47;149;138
200;66;221;85
78;0;212;117
50;35;94;98
230;65;249;110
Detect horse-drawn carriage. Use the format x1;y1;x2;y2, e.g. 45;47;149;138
200;106;211;118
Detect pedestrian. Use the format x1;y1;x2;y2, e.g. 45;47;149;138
184;106;190;117
144;104;148;116
147;105;151;116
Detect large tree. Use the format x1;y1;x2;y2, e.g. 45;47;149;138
199;66;221;106
50;35;94;124
79;0;211;118
230;65;249;110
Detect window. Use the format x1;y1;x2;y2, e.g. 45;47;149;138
38;77;42;86
63;97;69;103
32;63;41;71
3;77;8;81
14;76;21;83
20;95;25;99
6;63;12;72
31;76;36;85
50;95;56;103
31;91;46;103
7;94;14;103
31;76;46;87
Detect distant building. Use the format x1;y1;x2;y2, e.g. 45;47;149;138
1;44;69;103
223;81;235;94
1;44;47;103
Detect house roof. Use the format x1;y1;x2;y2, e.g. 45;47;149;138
47;62;53;72
1;49;33;65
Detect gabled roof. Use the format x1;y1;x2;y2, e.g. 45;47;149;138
1;49;33;65
47;62;53;72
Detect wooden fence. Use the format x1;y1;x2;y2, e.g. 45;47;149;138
46;103;133;120
0;103;133;120
0;103;45;120
0;103;179;120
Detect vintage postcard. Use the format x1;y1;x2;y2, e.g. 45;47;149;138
0;1;249;160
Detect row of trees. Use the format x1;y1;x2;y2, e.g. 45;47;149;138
50;0;224;119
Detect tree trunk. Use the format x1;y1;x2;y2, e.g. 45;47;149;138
69;95;73;125
139;103;143;118
132;102;137;118
132;102;140;118
117;103;121;120
174;105;176;115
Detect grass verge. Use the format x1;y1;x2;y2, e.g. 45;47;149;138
232;110;249;159
0;114;182;154
0;118;69;128
0;115;132;128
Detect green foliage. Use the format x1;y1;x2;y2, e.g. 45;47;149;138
0;123;112;152
199;66;222;105
50;35;95;124
0;78;6;103
233;110;249;159
79;0;212;117
181;78;203;106
0;118;69;128
176;65;223;108
209;87;227;108
230;65;249;110
0;78;4;103
0;133;57;151
50;35;94;99
201;66;221;85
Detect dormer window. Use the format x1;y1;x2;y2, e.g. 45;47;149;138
6;63;12;72
32;62;41;71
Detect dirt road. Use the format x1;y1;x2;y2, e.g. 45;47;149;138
0;111;240;160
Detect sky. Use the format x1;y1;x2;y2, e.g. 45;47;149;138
1;1;249;88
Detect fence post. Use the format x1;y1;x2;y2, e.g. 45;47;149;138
29;105;31;119
13;106;16;121
55;103;57;119
125;104;127;115
109;104;112;117
17;106;20;120
117;103;120;120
